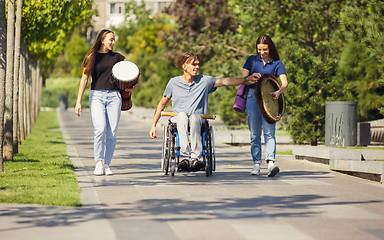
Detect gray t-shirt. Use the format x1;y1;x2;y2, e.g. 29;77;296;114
163;75;217;114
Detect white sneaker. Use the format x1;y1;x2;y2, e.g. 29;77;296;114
94;161;104;175
268;164;280;177
250;164;261;175
104;164;113;175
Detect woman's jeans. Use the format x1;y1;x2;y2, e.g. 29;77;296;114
246;88;276;164
89;90;121;165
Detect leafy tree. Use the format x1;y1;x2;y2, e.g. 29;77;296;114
112;0;159;53
131;49;180;108
64;28;90;77
339;0;384;118
162;0;237;61
163;0;237;61
282;42;349;145
127;23;166;55
338;42;383;121
22;0;93;75
227;0;348;52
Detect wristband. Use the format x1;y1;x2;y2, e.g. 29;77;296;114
244;77;247;82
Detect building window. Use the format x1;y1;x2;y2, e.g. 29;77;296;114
110;3;116;14
158;2;171;12
110;3;125;15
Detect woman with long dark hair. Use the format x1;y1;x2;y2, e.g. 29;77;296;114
242;35;288;177
75;29;139;175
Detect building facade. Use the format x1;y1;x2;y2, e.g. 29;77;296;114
88;0;174;42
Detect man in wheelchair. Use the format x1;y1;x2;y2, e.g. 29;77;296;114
149;52;259;171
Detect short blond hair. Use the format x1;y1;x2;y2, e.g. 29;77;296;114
176;52;199;68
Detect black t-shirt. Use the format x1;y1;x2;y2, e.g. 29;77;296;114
91;51;125;90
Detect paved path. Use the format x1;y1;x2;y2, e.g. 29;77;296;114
1;108;384;240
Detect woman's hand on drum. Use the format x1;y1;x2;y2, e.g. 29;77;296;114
75;103;82;117
270;90;281;100
124;79;140;92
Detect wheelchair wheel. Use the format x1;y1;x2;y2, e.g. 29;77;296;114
164;126;172;175
161;126;167;172
201;121;212;177
205;128;213;176
170;132;177;176
210;125;216;172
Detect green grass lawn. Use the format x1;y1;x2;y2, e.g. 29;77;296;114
0;110;81;206
276;150;293;155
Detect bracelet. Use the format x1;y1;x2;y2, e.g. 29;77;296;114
244;77;247;82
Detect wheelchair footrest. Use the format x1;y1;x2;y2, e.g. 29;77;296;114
177;167;205;172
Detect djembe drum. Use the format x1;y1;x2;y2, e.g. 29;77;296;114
110;61;140;111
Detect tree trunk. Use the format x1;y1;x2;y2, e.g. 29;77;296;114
18;41;25;142
25;62;31;136
13;0;23;154
0;0;7;171
4;0;15;161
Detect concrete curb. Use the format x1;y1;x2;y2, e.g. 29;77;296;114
293;145;384;182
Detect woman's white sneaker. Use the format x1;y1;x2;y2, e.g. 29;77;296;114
94;161;104;175
268;164;280;177
250;164;261;175
104;164;113;175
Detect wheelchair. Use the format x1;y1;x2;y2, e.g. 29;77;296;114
160;112;216;177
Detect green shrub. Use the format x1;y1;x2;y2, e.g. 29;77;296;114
42;78;91;108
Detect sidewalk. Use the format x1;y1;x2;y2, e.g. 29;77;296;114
1;107;384;240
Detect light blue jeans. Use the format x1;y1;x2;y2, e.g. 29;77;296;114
89;90;121;165
246;88;276;164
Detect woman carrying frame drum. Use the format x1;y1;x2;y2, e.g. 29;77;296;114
241;35;288;177
75;29;139;176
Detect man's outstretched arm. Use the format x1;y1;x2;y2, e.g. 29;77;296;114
214;72;260;88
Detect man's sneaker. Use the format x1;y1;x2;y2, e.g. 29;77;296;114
94;161;104;175
104;164;113;175
250;164;261;175
268;164;280;177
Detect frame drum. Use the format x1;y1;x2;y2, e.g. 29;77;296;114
111;61;139;91
255;73;285;124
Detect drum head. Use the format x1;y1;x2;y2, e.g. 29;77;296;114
255;73;285;124
112;61;139;82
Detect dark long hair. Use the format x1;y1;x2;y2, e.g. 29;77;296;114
81;29;114;76
256;35;280;60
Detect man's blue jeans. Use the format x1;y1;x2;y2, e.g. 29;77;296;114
246;88;276;164
89;90;121;165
